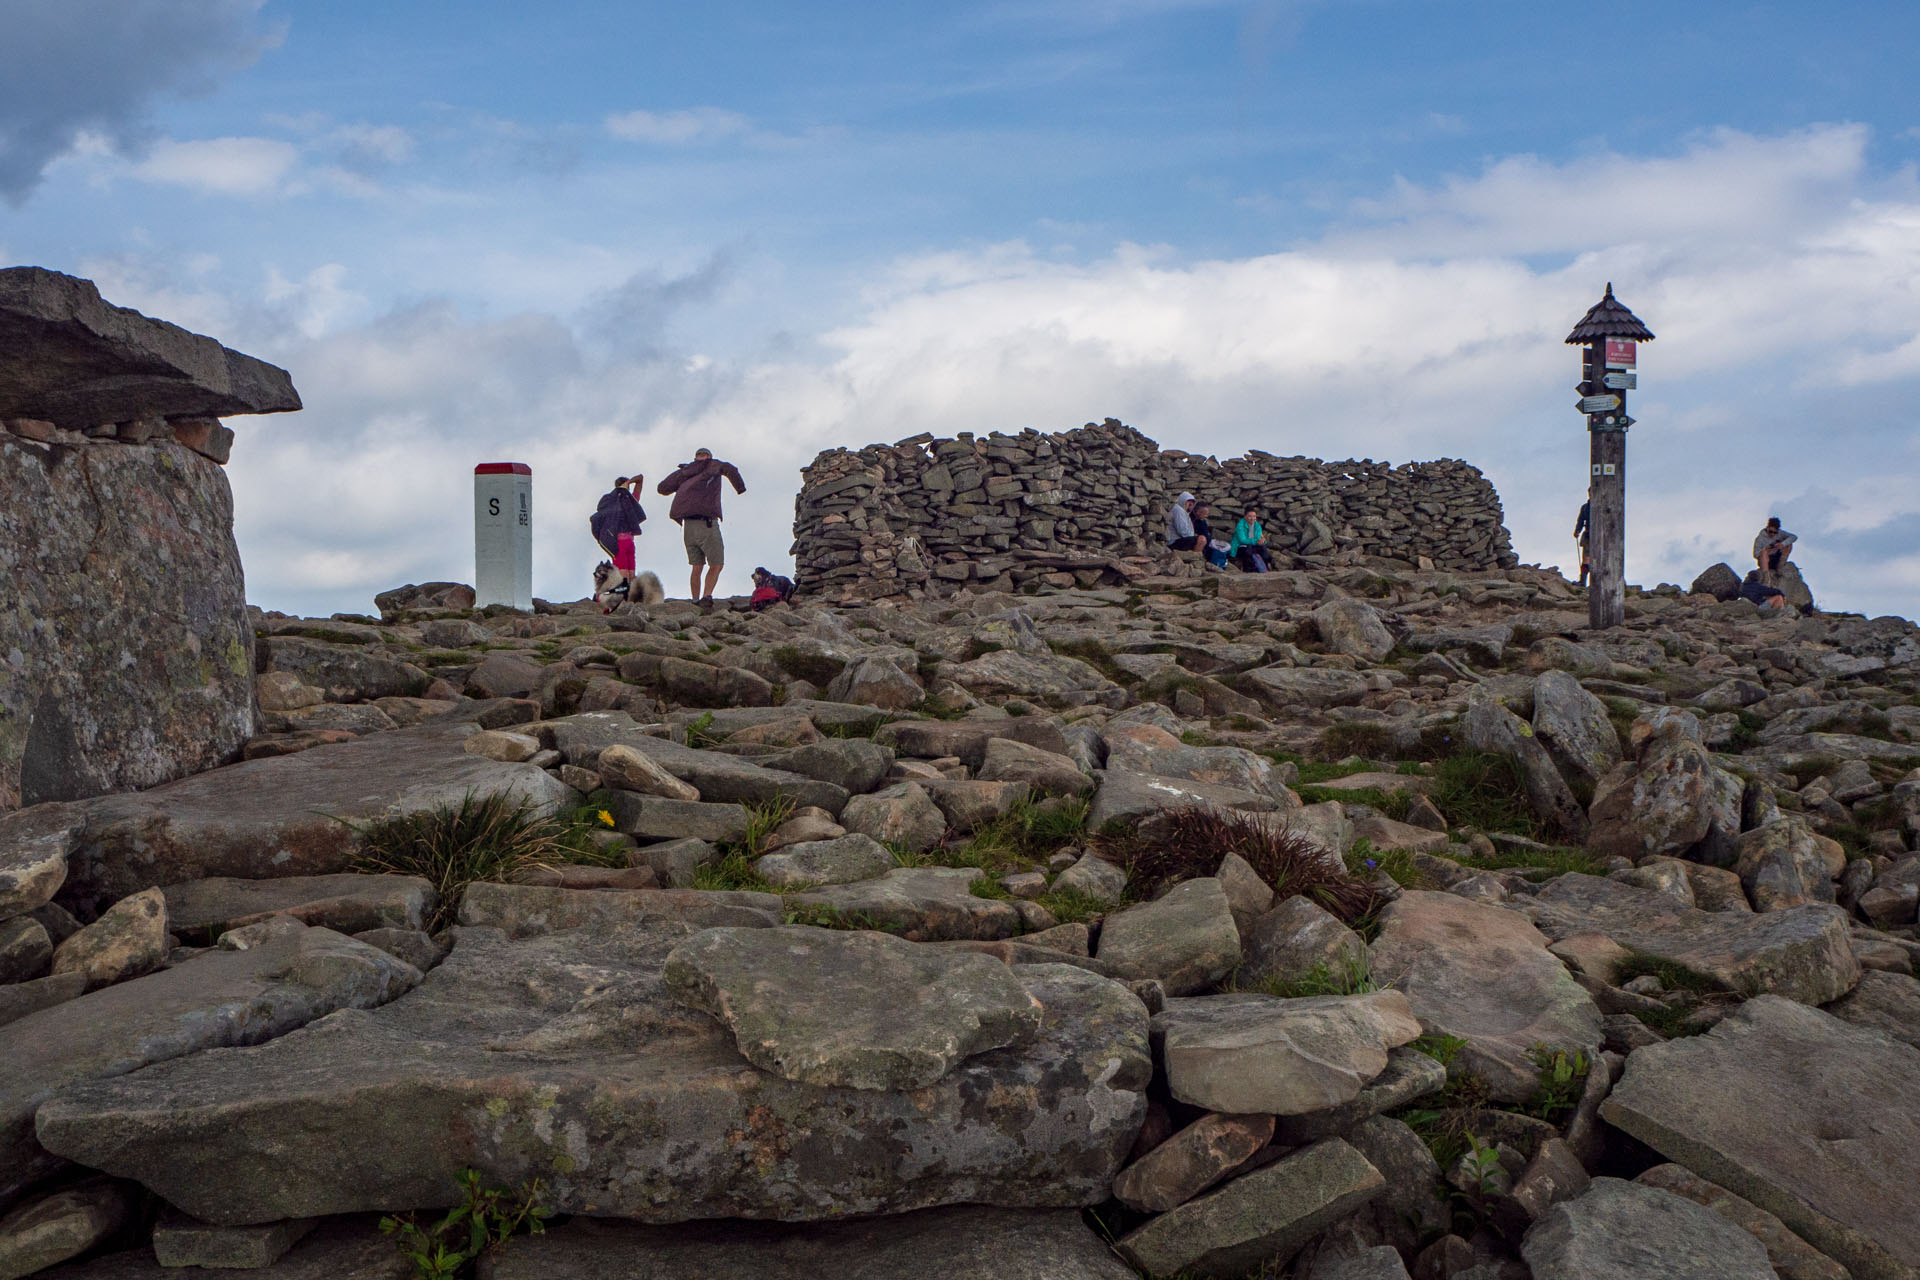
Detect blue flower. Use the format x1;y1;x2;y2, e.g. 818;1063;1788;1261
1364;858;1378;869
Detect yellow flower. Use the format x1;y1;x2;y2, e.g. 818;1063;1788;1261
597;809;614;827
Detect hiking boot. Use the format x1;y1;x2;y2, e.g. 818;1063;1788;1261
699;596;715;611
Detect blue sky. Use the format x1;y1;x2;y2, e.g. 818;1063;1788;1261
5;0;1920;618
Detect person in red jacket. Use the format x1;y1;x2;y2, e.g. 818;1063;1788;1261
657;447;746;606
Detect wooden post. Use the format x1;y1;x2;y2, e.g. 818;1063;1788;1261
1587;414;1626;629
1566;287;1649;629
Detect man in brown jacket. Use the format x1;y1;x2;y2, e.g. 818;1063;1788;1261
657;447;746;605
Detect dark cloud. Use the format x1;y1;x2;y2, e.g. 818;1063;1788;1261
0;0;279;205
576;254;735;359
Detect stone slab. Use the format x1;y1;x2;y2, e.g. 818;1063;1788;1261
662;926;1043;1089
482;1206;1137;1280
1602;995;1920;1280
58;719;574;917
0;267;300;425
2;924;418;1203
35;923;1149;1226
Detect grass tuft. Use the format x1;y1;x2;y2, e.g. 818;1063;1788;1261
1096;805;1383;924
350;792;621;931
1428;749;1541;837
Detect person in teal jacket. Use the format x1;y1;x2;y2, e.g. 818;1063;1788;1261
1230;507;1272;573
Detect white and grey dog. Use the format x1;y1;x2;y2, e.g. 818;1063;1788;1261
592;562;665;610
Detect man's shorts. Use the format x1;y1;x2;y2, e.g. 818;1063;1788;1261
683;517;724;568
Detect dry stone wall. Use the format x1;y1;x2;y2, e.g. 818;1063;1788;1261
793;419;1516;599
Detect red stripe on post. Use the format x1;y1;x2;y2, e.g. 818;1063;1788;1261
474;462;532;475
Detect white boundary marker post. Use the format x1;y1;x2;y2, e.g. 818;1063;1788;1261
474;462;532;610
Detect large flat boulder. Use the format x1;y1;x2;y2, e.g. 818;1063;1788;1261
662;927;1043;1089
0;267;300;425
34;1217;404;1280
1087;770;1279;830
35;920;1150;1226
1521;1178;1777;1280
485;1206;1137;1280
1152;991;1422;1115
1;436;255;814
160;873;434;937
1115;1138;1385;1277
1601;996;1920;1280
1368;891;1602;1102
1516;874;1860;1005
784;867;1022;940
2;924;417;1203
1096;878;1242;994
456;882;782;936
55;719;574;916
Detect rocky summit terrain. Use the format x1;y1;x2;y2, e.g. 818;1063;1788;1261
4;553;1920;1280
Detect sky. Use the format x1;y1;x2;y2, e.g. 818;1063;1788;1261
4;0;1920;620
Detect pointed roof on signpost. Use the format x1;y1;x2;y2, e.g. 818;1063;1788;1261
1565;283;1655;344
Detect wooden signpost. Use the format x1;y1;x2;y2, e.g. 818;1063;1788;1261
1566;284;1653;630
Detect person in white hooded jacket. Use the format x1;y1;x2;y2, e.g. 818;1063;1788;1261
1165;491;1199;552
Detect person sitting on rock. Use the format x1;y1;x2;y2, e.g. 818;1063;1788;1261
1739;569;1787;610
1164;491;1200;555
1231;506;1272;572
1753;517;1796;582
1192;502;1230;570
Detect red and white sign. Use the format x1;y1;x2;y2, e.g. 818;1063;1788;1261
1605;337;1637;369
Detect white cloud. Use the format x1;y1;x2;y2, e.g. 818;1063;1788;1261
105;123;1920;622
604;107;751;145
132;135;299;196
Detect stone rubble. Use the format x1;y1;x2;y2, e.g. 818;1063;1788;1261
8;463;1920;1277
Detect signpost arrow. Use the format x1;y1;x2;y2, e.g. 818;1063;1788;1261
1603;371;1637;390
1578;394;1622;413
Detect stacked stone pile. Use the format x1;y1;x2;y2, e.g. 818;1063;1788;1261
0;267;300;813
792;418;1516;600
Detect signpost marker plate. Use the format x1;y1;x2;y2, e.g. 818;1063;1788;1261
1579;394;1622;414
1603;371;1637;390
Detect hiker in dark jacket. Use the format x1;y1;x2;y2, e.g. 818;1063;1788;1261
1740;569;1787;610
657;448;746;605
591;475;647;595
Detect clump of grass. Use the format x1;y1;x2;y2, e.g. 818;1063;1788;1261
737;795;797;856
782;903;902;933
1409;1032;1467;1066
1393;1072;1492;1172
1612;950;1721;994
952;796;1092;869
1523;1047;1590;1124
1428;750;1541;837
380;1167;549;1280
1453;843;1606;878
1032;886;1106;925
1322;722;1394;760
684;710;724;749
1231;952;1376;999
1343;839;1428;890
350;793;622;931
1287;757;1376;785
1296;784;1412;821
690;848;771;892
1095;806;1382;924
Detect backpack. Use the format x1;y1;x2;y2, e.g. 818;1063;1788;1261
589;508;615;557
